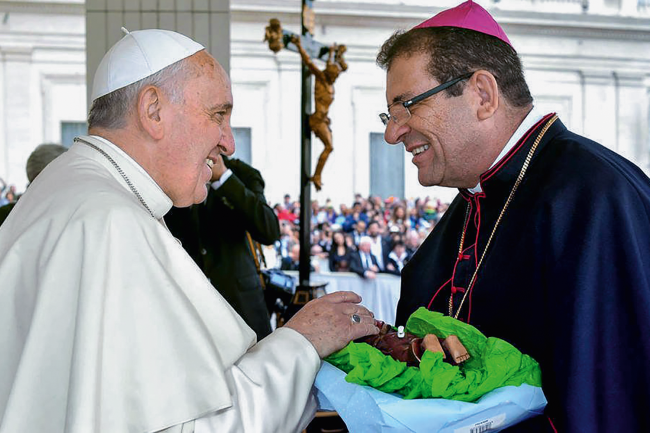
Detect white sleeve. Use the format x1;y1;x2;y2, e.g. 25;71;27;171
210;169;233;190
194;327;321;433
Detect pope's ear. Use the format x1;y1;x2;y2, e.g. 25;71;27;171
471;70;499;121
137;86;165;140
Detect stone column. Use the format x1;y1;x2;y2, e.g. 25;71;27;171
615;73;648;168
581;71;617;151
1;47;34;189
85;0;230;107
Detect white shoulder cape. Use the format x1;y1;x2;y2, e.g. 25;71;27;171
0;136;256;433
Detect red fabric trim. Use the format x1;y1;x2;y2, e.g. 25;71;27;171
473;195;483;268
464;114;556;323
481;113;556;184
428;198;475;312
548;416;558;433
427;277;452;309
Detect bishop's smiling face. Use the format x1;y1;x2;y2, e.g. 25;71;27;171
383;52;481;189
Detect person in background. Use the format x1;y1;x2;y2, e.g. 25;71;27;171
275;202;297;223
281;243;301;271
0;178;8;208
404;229;421;256
366;220;389;271
378;1;650;430
385;240;409;275
0;143;68;227
276;220;296;261
351;219;366;247
283;193;294;212
344;232;356;251
317;222;333;253
329;230;353;272
350;236;381;279
387;203;407;233
0;29;378;433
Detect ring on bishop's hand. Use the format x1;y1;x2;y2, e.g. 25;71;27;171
351;314;361;324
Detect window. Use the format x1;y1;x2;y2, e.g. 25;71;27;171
369;132;404;199
231;127;252;165
61;122;87;148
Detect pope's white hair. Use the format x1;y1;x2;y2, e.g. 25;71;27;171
87;56;193;130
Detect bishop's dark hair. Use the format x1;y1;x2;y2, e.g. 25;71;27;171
376;27;533;108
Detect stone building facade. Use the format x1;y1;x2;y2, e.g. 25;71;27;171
1;0;648;205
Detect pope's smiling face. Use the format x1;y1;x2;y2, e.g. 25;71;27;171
159;51;235;207
383;52;482;189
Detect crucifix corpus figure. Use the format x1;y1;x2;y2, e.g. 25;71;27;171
291;35;347;191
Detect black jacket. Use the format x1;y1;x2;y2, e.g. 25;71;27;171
349;250;380;278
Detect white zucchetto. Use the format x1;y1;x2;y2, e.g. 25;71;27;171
91;28;204;101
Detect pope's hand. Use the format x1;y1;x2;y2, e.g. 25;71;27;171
285;291;379;358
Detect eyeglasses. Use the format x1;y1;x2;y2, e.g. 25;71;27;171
379;72;474;126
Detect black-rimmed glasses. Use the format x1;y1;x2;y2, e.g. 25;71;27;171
379;72;474;126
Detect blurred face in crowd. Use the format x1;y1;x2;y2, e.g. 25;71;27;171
281;222;293;236
383;53;481;188
333;232;345;247
359;240;372;254
406;230;420;249
159;51;234;206
356;220;366;234
367;221;379;237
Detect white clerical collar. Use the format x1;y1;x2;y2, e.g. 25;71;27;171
75;135;173;219
468;106;545;194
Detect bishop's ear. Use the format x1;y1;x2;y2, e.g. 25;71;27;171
137;85;165;140
471;70;499;120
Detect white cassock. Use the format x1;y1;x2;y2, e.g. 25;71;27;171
0;135;319;433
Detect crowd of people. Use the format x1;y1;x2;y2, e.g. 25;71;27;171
0;178;18;207
273;193;449;276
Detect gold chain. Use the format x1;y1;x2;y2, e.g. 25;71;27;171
449;115;558;319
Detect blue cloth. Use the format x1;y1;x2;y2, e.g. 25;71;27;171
315;362;546;432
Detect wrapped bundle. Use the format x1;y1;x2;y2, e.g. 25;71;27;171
326;307;541;401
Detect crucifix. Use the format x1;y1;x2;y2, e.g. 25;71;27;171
265;1;347;292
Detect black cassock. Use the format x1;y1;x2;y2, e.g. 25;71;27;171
397;114;650;432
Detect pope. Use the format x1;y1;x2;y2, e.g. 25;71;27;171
0;29;379;433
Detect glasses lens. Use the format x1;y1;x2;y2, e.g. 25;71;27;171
379;113;390;126
389;104;409;126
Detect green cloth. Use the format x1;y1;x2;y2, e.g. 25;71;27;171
326;307;541;402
